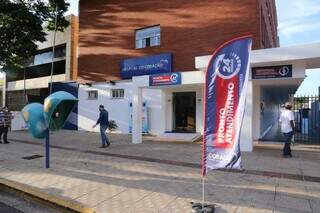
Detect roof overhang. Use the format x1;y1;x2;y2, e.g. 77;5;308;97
195;42;320;70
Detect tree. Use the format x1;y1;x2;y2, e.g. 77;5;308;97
0;0;69;71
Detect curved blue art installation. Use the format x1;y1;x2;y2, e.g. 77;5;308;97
21;91;78;138
43;91;78;131
21;91;78;168
21;103;47;139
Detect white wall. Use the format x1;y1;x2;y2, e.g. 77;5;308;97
78;82;132;133
240;81;253;152
11;112;27;131
252;84;261;140
7;74;66;91
78;81;163;134
144;88;166;134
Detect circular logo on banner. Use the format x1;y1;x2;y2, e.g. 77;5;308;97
170;73;179;83
215;53;242;79
279;66;290;76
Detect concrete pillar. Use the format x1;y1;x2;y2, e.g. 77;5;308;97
252;84;261;140
132;87;142;144
196;86;204;133
159;90;167;133
166;91;173;131
240;80;253;152
2;72;6;107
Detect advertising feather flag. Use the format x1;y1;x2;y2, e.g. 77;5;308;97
202;36;252;176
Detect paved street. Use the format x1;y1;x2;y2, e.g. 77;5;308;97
0;188;59;213
0;201;22;213
0;130;319;213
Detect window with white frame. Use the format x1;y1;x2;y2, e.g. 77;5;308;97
87;90;98;100
111;89;124;99
135;25;160;49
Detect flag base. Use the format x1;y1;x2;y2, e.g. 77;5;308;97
191;202;215;213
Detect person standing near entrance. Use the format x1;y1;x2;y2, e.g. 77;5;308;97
93;105;110;148
0;107;13;144
279;102;295;157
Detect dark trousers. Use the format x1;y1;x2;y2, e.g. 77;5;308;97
100;125;110;146
283;131;293;156
0;126;8;142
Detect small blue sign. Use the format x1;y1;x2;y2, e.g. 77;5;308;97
120;53;172;79
149;73;181;86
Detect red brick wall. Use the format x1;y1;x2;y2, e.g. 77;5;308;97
78;0;274;82
259;0;279;48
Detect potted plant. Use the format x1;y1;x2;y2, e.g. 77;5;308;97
108;120;118;132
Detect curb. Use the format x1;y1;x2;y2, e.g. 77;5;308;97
0;177;96;213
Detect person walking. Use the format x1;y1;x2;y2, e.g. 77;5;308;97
279;102;295;158
0;107;13;144
0;108;5;144
92;105;110;148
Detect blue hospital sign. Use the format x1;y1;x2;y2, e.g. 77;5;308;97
120;53;172;79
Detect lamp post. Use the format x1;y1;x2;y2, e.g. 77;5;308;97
46;4;58;168
49;5;58;95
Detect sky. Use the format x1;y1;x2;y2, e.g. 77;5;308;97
275;0;320;96
66;0;79;16
276;0;320;46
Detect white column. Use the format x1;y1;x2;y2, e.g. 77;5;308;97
166;91;173;131
240;80;253;152
2;72;6;107
159;90;167;133
132;87;142;144
196;86;203;133
252;84;261;140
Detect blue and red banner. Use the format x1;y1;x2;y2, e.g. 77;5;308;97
202;36;252;176
149;73;181;86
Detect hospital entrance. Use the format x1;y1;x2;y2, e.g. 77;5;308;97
258;85;298;142
172;92;196;133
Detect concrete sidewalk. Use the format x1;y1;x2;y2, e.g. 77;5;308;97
0;130;319;213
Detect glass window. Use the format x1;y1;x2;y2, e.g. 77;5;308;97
8;60;66;82
111;89;124;99
34;51;53;65
33;44;66;66
54;45;66;58
135;25;160;49
88;90;98;100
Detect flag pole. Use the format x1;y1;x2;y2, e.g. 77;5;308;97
202;175;205;210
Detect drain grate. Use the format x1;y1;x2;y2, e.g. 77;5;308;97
22;155;44;160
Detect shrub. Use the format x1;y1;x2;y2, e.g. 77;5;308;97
108;120;118;132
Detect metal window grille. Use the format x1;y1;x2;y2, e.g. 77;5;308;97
111;89;124;99
135;25;160;49
293;95;320;144
87;90;98;100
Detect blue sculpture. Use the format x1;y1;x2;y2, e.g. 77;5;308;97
21;91;78;168
21;103;47;139
22;91;78;138
44;91;78;131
